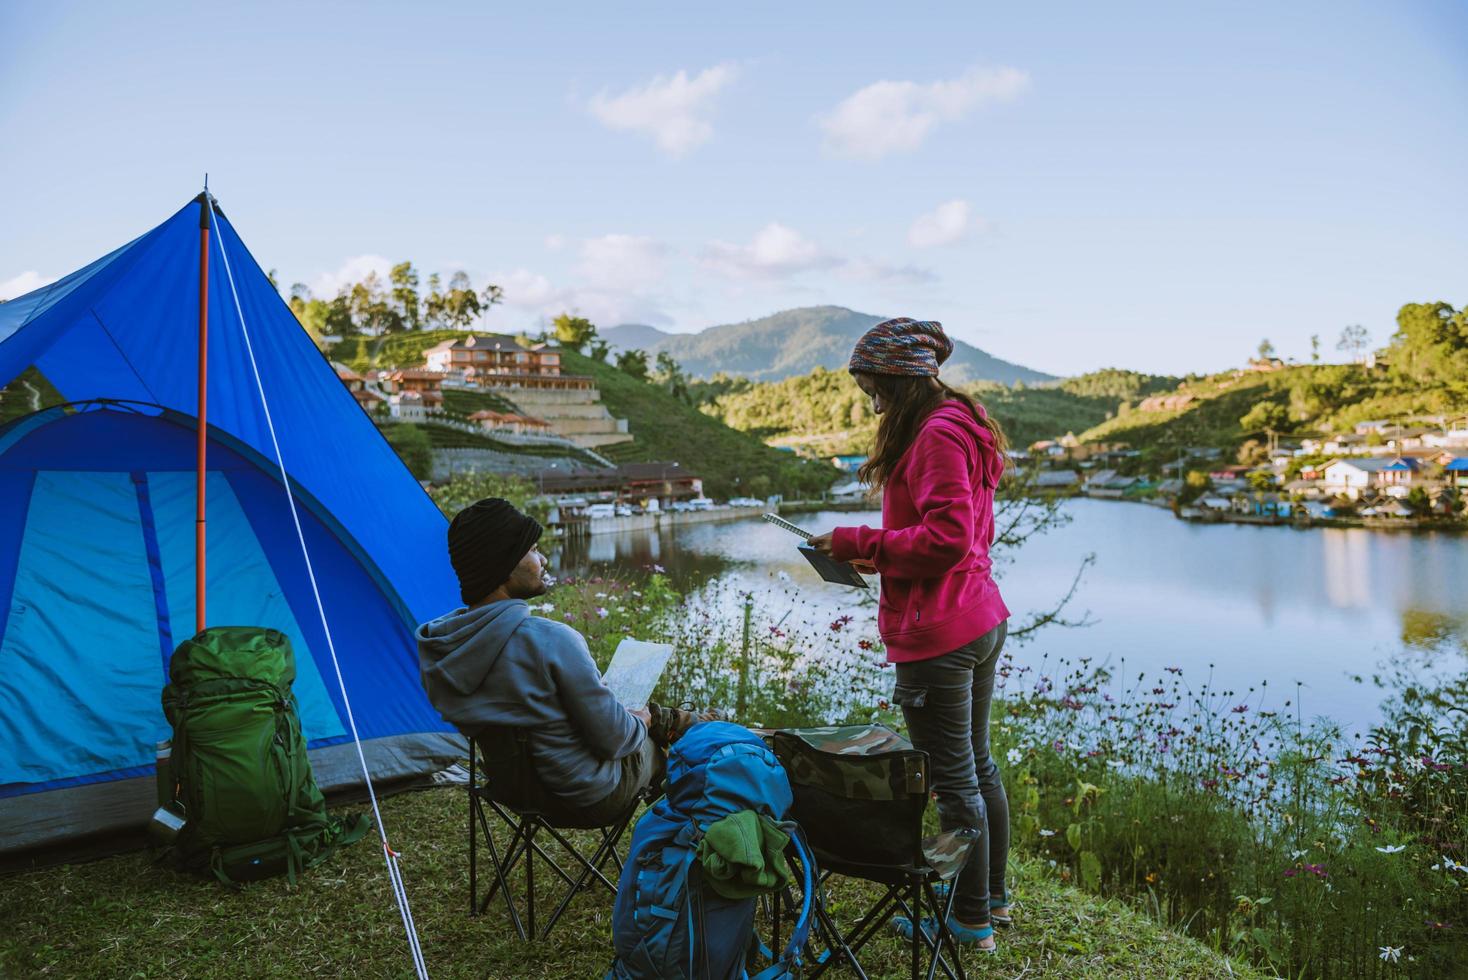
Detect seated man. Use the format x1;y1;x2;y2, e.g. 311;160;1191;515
417;497;693;823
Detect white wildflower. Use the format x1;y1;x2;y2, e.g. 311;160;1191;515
595;607;610;619
1289;849;1309;860
595;592;608;599
1442;856;1468;873
776;570;792;583
1006;748;1023;765
1106;759;1126;769
1038;829;1056;838
1379;946;1402;963
1375;845;1406;854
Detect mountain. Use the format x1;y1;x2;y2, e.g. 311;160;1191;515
601;306;1055;385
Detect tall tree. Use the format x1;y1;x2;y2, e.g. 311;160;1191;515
1256;338;1276;361
441;271;482;330
1310;334;1320;363
1337;324;1371;363
389;262;421;331
423;273;445;329
551;313;598;348
615;348;649;380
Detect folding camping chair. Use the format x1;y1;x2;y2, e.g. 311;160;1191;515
772;725;979;980
467;727;650;942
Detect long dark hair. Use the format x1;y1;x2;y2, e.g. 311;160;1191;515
855;373;1008;491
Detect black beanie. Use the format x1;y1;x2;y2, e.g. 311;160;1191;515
447;498;544;604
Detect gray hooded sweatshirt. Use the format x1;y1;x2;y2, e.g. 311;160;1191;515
416;599;646;807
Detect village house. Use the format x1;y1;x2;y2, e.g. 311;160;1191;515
334;363;386;415
830;454;868;473
383;369;444;410
467;409;554;437
424;334;563;378
1321;457;1420;499
1446;457;1468;489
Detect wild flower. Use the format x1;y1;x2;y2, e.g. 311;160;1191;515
1379;945;1403;963
1038;829;1056;837
1375;844;1406;854
858;639;873;650
1007;748;1023;765
595;607;609;619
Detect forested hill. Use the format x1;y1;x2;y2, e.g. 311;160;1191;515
602;306;1055;386
696;367;1178;456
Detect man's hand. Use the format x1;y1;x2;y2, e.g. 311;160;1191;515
631;706;652;728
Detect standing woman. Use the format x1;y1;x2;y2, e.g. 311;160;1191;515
808;317;1012;951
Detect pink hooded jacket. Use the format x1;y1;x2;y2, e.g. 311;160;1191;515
830;400;1010;662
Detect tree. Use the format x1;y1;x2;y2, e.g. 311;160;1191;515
653;351;690;403
423;273;445;329
1405;485;1431;516
389;262;421;332
1310;334;1320;363
552;313;598;349
1247;470;1275;492
616;348;649;380
1337;324;1370;363
1388;301;1467;383
1239;401;1288;435
348;272;402;335
1256;338;1276;361
1236;439;1267;466
588;338;612;362
441;271;483;330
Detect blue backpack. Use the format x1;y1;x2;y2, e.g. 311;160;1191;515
607;722;816;980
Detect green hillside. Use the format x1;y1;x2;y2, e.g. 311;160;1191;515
603;306;1055;385
331;328;481;373
695;366;1179;454
558;351;838;498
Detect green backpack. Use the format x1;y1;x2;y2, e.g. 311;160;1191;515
159;627;370;885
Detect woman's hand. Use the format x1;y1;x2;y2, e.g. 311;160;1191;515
807;531;835;555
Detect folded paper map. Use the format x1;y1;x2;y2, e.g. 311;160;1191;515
601;638;674;710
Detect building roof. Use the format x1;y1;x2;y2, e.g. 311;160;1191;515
1444;457;1468;471
1326;456;1412;474
424;333;534;355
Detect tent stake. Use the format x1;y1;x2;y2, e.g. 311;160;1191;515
195;192;209;635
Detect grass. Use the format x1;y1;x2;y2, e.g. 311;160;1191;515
558;351;837;499
0;783;1265;979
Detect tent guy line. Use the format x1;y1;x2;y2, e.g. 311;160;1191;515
205;197;432;980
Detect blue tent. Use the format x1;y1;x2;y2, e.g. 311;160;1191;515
0;196;462;859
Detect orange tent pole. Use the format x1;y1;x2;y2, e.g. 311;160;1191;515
195;194;209;635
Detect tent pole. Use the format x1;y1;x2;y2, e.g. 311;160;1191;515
195;194;209;635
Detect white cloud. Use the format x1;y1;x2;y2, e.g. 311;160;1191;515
544;234;566;251
701;223;840;280
820;66;1029;159
309;254;392;298
578;234;668;289
0;270;49;301
908;199;978;248
588;63;738;156
496;267;675;329
842;258;939;286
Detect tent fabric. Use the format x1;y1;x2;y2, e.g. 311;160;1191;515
0;196;465;856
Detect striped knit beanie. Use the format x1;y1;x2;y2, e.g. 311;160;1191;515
447;498;543;604
848;318;954;377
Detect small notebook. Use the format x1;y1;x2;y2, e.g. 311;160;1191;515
600;638;674;710
797;545;870;589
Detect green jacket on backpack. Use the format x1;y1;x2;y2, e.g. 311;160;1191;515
160;627;369;885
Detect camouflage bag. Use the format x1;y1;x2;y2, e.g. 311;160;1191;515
772;725;929;869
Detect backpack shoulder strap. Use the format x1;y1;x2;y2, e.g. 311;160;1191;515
749;823;818;980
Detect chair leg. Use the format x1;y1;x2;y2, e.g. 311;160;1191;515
474;801;529;940
910;877;921;980
526;823;537;943
539;817;630;939
468;792;477;918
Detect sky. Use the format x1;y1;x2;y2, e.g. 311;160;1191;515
2;1;1466;377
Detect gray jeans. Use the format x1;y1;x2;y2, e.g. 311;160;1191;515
893;620;1009;924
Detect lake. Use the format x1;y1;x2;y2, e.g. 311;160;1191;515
556;499;1468;734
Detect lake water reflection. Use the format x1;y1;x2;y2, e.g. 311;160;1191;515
555;499;1468;733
